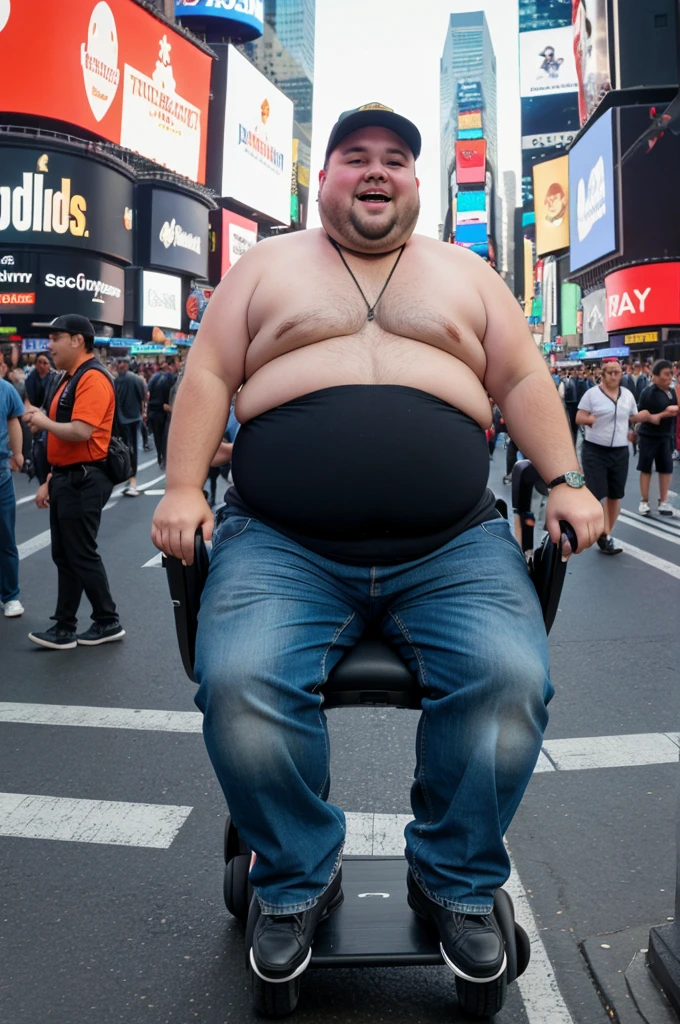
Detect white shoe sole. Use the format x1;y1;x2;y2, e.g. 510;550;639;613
4;609;24;618
28;634;77;650
77;629;126;646
249;945;312;984
440;942;507;983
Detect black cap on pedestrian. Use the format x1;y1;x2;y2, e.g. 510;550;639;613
31;314;96;337
325;102;422;163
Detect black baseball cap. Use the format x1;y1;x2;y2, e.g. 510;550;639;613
325;103;422;162
31;314;96;336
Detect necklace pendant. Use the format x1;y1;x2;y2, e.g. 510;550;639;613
367;310;375;321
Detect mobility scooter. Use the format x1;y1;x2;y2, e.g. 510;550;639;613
163;460;574;1018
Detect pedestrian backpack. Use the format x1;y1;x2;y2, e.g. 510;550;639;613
34;357;133;484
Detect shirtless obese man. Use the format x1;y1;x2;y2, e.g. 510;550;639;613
152;105;603;986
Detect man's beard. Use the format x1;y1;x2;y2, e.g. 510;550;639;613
319;192;420;249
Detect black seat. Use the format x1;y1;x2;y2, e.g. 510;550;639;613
163;463;574;697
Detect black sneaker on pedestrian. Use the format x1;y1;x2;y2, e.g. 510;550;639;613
247;870;343;983
28;625;77;650
76;622;126;646
596;534;622;555
407;869;506;982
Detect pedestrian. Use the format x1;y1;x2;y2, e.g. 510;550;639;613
146;358;177;467
22;315;125;649
0;376;25;617
622;361;648;404
575;359;642;554
25;352;56;409
114;357;147;496
636;359;679;516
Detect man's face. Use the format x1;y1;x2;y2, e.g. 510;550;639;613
577;367;584;377
318;126;420;253
545;189;566;223
35;356;50;377
602;364;622;384
654;367;673;389
48;331;82;370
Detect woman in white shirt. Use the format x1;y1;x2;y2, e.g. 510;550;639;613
575;359;645;554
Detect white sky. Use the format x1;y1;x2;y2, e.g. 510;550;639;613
308;0;522;238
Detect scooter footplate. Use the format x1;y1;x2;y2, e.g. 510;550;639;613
310;857;443;968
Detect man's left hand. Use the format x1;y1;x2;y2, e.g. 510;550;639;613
545;485;604;558
22;408;49;433
9;453;24;473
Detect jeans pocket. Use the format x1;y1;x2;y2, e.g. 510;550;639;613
212;510;251;550
480;518;522;551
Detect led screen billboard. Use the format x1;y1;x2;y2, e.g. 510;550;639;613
568;108;617;272
209;208;258;281
456;140;487;185
0;145;134;263
458;111;482;131
456;191;487;225
457;81;483;112
0;0;212;183
458;129;483;140
141;270;182;329
175;0;264;40
221;46;294;225
146;188;209;278
605;263;680;332
455;223;487;245
0;250;125;324
533;155;570;255
572;0;611;125
520;26;580;97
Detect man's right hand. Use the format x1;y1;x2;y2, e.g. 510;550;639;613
151;487;214;564
36;482;50;509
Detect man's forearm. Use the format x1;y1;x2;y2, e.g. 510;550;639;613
165;366;231;490
8;417;22;456
499;369;579;483
45;419;93;441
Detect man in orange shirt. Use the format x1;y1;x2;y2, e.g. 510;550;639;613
22;315;125;650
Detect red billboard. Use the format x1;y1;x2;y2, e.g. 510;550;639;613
456;140;487;185
0;0;211;183
605;263;680;333
209;209;258;282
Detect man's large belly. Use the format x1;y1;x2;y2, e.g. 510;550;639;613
227;385;498;566
235;333;492;428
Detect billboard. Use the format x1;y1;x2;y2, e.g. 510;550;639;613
0;250;124;324
458;129;484;140
605;263;680;333
0;0;212;183
569;108;617;272
221;46;294;225
141;270;182;329
456;191;487;225
146;188;209;278
209;208;258;281
520;26;580;97
175;0;264;40
582;287;607;346
533;155;570;255
456;140;487;185
455;223;487;245
458;111;482;131
573;0;611;125
0;146;134;263
457;81;483;111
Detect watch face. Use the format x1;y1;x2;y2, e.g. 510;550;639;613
565;471;585;488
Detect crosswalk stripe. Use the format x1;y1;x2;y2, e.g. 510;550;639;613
617;539;680;580
0;792;192;848
2;704;679;773
142;552;163;568
620;508;680;532
619;512;680;545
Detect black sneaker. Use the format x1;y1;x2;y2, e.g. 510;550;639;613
247;870;343;983
76;622;126;646
28;625;77;650
407;869;506;982
596;534;622;555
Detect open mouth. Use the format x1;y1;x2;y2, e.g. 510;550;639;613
357;191;391;204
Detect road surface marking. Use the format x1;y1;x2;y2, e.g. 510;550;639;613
617;540;680;581
15;492;39;507
618;513;680;546
2;705;679;773
142;552;163;568
13;459;161;509
0;792;192;848
143;489;165;496
344;813;576;1024
620;508;680;533
0;702;202;732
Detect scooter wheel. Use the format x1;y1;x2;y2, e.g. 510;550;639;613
514;922;531;978
224;814;248;862
251;971;301;1017
223;854;251;925
494;888;518;984
455;972;507;1019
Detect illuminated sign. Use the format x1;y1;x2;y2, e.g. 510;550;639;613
175;0;263;41
520;26;579;97
455;140;487;185
605;263;680;332
533;154;570;256
569;108;617;272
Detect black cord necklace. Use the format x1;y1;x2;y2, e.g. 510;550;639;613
326;234;405;322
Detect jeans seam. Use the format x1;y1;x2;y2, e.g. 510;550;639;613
214;517;251;548
389;611;435;827
480;522;522;551
316;611;356;799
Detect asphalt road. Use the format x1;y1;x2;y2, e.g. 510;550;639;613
2;440;680;1024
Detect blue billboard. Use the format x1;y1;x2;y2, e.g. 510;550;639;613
175;0;264;41
457;81;483;112
568;108;617;273
455;223;487;245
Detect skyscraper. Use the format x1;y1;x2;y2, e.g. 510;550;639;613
501;170;517;293
440;11;498;261
240;0;315;228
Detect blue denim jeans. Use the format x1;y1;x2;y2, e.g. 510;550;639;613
194;509;553;916
0;468;19;604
